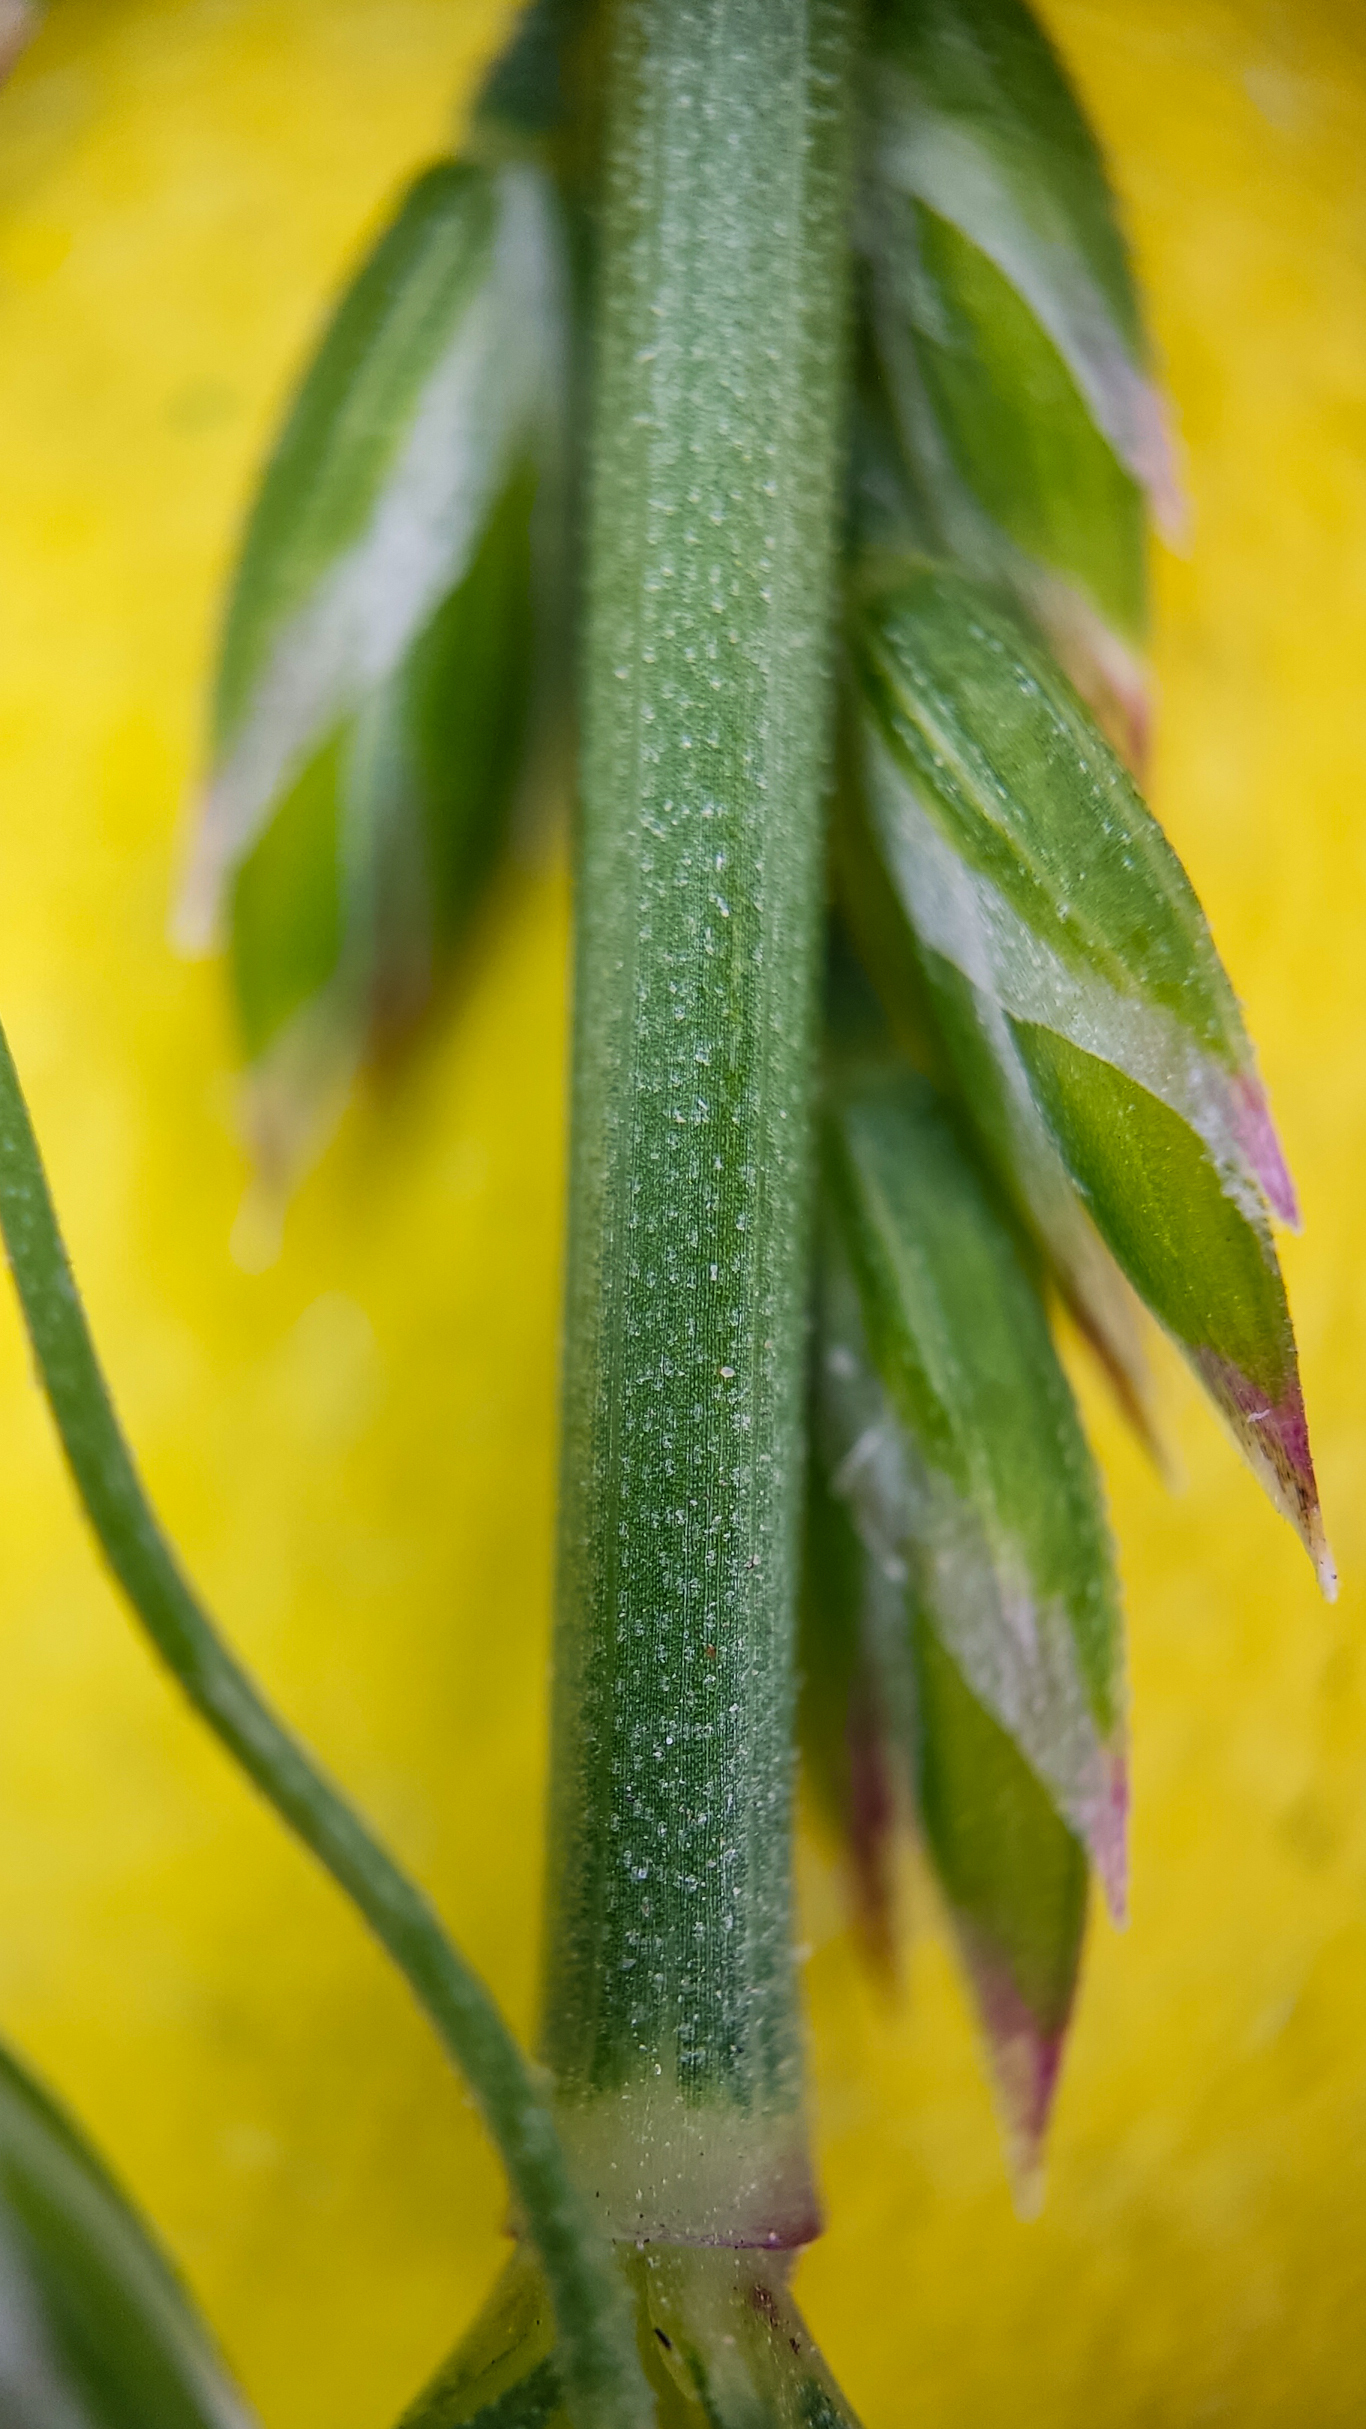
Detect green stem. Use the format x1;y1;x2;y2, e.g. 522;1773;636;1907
0;1023;652;2429
542;0;853;2245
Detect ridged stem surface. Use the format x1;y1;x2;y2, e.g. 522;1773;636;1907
542;0;853;2246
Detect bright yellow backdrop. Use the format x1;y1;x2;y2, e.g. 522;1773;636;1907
0;2;1361;2421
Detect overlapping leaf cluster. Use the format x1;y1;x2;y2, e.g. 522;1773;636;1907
816;0;1328;2187
178;0;1326;2202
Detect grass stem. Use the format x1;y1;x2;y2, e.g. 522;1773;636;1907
542;0;854;2246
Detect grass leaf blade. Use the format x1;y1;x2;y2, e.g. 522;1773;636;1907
823;1070;1127;1912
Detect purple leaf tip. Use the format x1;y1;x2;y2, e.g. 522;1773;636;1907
1076;1743;1128;1926
960;1932;1070;2220
1232;1072;1301;1232
1197;1352;1336;1598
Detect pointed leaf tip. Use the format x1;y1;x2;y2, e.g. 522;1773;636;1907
912;1610;1090;2192
825;1073;1127;1891
812;1203;1106;2184
1195;1352;1336;1599
853;570;1325;1572
958;1929;1068;2215
186;156;562;1193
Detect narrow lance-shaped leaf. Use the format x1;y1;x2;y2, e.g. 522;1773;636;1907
179;155;565;1199
852;564;1334;1592
834;737;1158;1451
0;2033;257;2429
861;0;1176;763
812;1108;1099;2183
822;1070;1126;1913
912;1602;1087;2208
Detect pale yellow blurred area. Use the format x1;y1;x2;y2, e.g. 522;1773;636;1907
0;1;1361;2422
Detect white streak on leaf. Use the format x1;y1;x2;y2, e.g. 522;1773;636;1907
178;166;559;949
822;1280;1126;1915
878;92;1182;533
949;969;1157;1436
865;726;1271;1224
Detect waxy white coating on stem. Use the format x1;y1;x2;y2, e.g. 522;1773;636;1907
542;0;853;2247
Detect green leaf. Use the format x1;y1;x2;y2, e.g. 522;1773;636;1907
862;0;1173;756
808;1214;1095;2179
912;1605;1087;2204
181;156;563;1187
852;566;1332;1588
902;201;1145;642
834;769;1156;1444
870;0;1146;359
0;2034;255;2429
227;459;539;1191
822;1070;1126;1912
1019;1027;1332;1586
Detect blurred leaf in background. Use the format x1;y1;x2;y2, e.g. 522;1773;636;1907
0;2035;255;2429
179;151;564;1223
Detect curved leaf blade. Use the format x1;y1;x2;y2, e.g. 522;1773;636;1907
1019;1028;1333;1592
867;0;1174;518
808;1209;1097;2176
834;767;1157;1445
0;2036;256;2429
851;566;1330;1584
823;1070;1127;1912
862;0;1173;753
899;200;1146;644
179;156;562;1195
228;458;539;1195
197;159;559;837
912;1606;1087;2207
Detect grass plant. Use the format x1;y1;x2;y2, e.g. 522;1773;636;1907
0;2;1334;2422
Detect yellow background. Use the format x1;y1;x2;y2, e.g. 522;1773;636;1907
0;1;1361;2420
